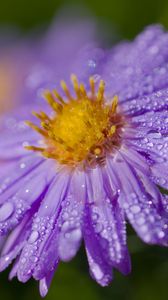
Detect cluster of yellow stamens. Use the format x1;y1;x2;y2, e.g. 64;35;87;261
25;75;124;169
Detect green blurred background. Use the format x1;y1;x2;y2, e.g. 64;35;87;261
1;0;168;299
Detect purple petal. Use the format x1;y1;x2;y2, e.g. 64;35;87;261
102;25;168;101
0;155;43;198
17;171;70;282
0;211;33;271
121;148;164;202
85;246;113;286
121;88;168;117
8;257;20;280
0;236;6;251
128;123;168;166
107;152;168;245
83;201;113;286
57;170;86;261
39;268;56;298
151;162;168;190
85;167;131;275
0;160;54;235
131;110;168;135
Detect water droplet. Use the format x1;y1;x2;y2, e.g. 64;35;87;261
88;59;96;68
28;231;39;244
0;202;14;222
158;231;165;239
92;212;99;221
61;221;70;232
130;205;141;214
3;255;10;263
136;216;145;225
94;223;103;233
30;255;38;263
20;163;26;169
91;263;104;280
160;178;166;185
62;212;69;220
71;210;78;217
21;257;26;264
141;224;148;233
65;228;82;242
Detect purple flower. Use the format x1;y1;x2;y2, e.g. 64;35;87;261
0;24;168;297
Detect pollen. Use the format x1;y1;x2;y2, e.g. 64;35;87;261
26;75;124;168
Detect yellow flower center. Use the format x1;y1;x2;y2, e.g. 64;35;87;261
26;75;124;169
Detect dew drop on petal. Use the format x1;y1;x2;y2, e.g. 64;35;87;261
91;263;104;281
94;223;103;233
66;228;82;242
0;202;14;222
28;231;39;244
130;205;141;214
30;255;38;263
158;231;165;239
136;216;145;225
141;224;148;233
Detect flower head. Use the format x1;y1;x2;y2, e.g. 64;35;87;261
0;24;168;297
26;76;124;169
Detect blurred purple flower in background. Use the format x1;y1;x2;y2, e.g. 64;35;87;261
0;24;168;297
0;39;26;113
0;13;97;113
0;27;44;115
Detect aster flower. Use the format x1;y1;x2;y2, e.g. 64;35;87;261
0;24;168;297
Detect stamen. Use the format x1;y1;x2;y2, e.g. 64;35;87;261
24;145;45;152
32;111;50;122
43;90;63;113
97;80;105;102
25;121;48;137
41;121;51;131
53;89;65;105
79;83;87;97
111;95;118;113
61;80;72;100
93;147;102;156
71;74;80;98
89;77;95;97
40;111;51;121
109;125;116;136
